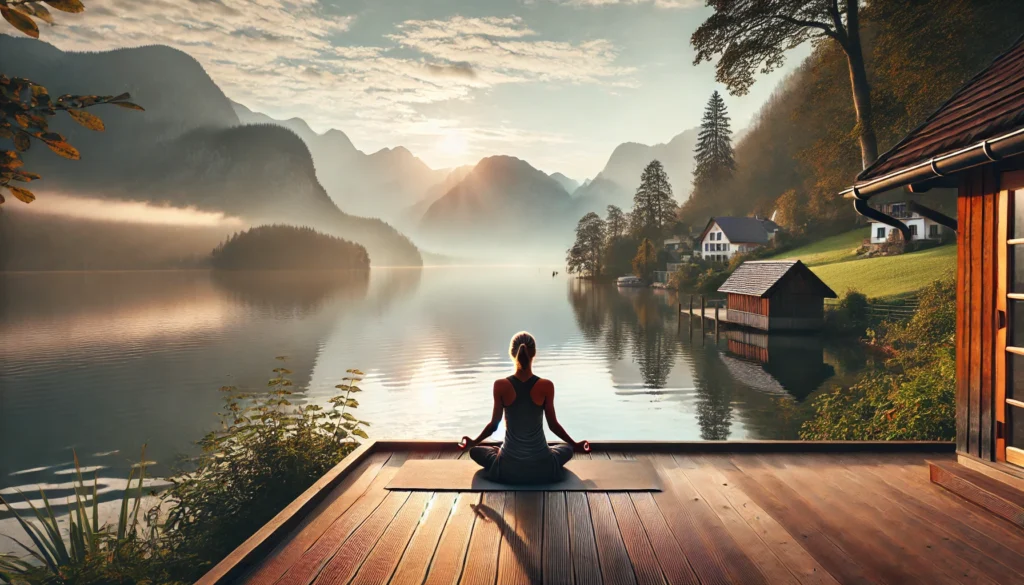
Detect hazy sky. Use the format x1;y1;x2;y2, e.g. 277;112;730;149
40;0;809;179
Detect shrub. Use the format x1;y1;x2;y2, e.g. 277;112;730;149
161;362;368;579
803;279;956;440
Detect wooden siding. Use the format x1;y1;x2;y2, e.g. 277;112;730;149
727;293;768;316
197;442;1024;585
726;309;769;330
957;166;1001;461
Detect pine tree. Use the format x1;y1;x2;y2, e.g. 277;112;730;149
605;205;627;241
630;160;677;243
692;91;735;190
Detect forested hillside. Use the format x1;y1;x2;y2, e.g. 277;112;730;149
681;0;1024;235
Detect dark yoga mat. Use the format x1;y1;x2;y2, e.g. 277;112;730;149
385;459;663;491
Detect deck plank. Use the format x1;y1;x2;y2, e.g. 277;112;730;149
679;463;800;585
628;493;700;585
837;454;1024;576
349;491;434;585
388;492;458;585
238;452;391;585
459;492;507;585
310;489;413;585
543;492;574;585
691;456;838;585
566;492;603;585
774;454;992;585
588;492;639;585
651;454;754;585
817;455;1018;585
717;455;879;585
750;454;945;585
273;452;411;585
423;493;481;585
607;493;666;585
496;492;544;585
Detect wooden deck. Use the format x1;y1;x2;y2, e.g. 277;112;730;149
199;441;1024;585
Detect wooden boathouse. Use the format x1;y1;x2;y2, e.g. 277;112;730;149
717;260;836;331
195;37;1024;585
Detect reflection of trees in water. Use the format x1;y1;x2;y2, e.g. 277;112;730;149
211;270;369;317
688;342;736;440
567;282;677;388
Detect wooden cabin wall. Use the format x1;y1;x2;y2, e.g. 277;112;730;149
728;293;769;316
957;165;999;460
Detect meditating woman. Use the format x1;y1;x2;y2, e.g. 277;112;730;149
459;331;589;484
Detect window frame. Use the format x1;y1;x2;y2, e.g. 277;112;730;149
1000;170;1024;466
877;226;886;239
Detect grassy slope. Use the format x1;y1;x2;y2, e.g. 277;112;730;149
770;229;957;299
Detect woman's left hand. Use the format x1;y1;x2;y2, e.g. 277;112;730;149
458;436;475;450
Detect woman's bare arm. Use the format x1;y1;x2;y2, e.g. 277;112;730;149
459;381;504;449
542;382;588;451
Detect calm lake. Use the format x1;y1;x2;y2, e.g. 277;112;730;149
0;267;872;495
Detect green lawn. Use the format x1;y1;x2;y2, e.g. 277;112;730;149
771;229;868;266
768;228;957;299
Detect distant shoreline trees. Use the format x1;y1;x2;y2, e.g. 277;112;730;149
211;225;369;271
566;212;606;279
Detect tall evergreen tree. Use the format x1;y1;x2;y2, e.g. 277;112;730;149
630;160;677;243
566;212;607;278
692;91;736;190
605;205;627;241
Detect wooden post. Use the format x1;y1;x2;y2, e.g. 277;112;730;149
688;295;693;337
700;295;705;331
715;304;720;338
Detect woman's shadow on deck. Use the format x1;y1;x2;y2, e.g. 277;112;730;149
470;497;543;580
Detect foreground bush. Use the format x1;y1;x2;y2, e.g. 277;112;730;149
802;279;955;440
0;363;368;585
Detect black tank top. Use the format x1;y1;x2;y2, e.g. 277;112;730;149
500;375;549;461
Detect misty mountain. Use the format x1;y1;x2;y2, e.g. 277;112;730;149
1;37;421;266
574;128;700;211
417;156;575;254
232;102;448;221
549;172;580;194
395;164;474;231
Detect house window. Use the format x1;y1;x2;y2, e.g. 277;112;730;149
704;243;709;251
877;227;886;239
724;244;729;252
929;224;939;238
909;224;918;238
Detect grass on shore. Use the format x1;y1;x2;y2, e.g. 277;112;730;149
769;228;957;299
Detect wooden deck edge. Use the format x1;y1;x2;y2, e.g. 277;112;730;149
377;439;955;453
957;453;1024;492
929;460;1024;529
194;439;379;585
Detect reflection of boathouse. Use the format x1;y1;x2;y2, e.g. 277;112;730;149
718;260;837;331
721;329;835;400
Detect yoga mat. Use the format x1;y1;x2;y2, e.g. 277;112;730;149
385;459;663;492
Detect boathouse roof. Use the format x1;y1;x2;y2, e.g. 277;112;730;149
846;35;1024;197
700;216;781;244
718;260;837;298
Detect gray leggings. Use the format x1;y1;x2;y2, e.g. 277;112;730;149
470;444;574;484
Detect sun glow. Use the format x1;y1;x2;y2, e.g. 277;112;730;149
436;129;469;159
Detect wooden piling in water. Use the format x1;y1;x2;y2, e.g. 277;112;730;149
700;295;705;331
715;304;720;337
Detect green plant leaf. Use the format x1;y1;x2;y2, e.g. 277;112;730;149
352;428;369;439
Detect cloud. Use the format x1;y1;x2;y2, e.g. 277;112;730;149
40;4;633;154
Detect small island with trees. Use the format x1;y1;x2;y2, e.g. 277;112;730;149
210;225;369;271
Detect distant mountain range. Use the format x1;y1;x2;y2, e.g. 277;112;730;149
1;37;421;266
3;37;706;265
231;102;449;221
573;128;700;210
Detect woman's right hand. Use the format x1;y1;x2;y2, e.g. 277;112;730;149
574;440;591;453
458;436;475;450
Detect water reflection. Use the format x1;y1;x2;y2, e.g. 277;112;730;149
2;268;868;505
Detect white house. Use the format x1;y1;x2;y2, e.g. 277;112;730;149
698;216;782;263
869;202;948;244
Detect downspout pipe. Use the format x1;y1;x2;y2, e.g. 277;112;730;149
853;198;911;242
840;126;1024;200
908;200;958;233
